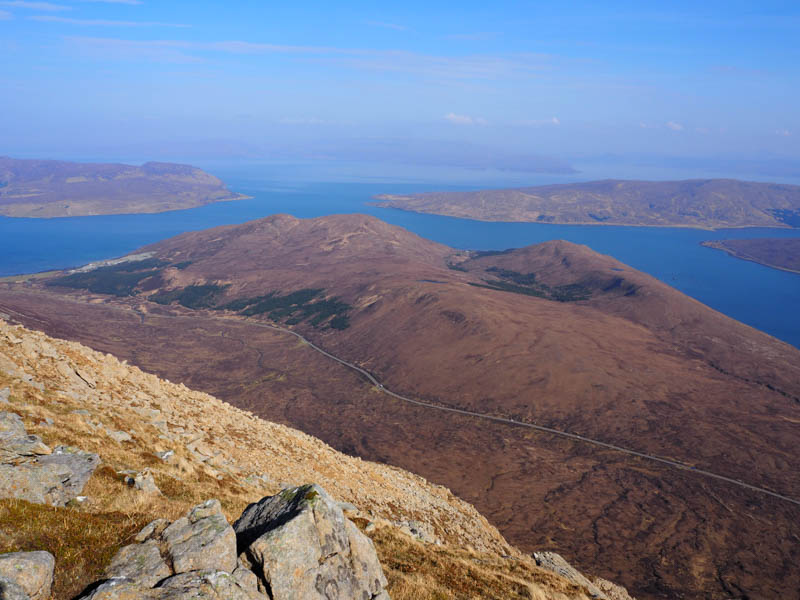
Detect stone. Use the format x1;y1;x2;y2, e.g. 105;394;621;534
127;470;161;495
0;436;99;506
155;571;264;600
230;566;259;593
161;499;237;574
104;541;170;587
134;519;170;543
533;551;606;599
154;450;174;463
0;551;54;600
35;446;100;504
0;413;51;464
0;389;9;404
76;577;153;600
233;484;389;600
0;576;30;600
592;577;636;600
108;431;132;443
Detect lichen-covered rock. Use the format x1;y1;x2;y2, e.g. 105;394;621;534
0;576;30;600
162;500;237;574
0;413;99;506
155;570;264;600
0;413;50;464
0;551;54;600
104;540;170;588
533;551;606;599
102;500;237;589
234;484;390;600
76;577;154;600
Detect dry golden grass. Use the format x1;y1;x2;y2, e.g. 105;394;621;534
0;320;599;600
0;499;151;599
363;520;587;600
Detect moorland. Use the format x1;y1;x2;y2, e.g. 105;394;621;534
1;213;799;599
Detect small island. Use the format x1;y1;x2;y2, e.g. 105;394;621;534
702;238;800;274
0;157;249;218
374;179;800;229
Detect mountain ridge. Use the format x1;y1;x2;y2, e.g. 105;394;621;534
373;178;800;229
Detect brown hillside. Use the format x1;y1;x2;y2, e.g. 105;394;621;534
1;213;799;599
0;157;248;218
374;178;800;228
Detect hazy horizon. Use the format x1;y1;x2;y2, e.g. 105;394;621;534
2;1;799;182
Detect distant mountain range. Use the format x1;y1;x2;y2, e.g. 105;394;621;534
0;157;248;218
2;213;799;599
375;178;800;229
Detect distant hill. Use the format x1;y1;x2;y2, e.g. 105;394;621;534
2;213;800;598
0;157;248;218
703;237;800;273
374;179;800;229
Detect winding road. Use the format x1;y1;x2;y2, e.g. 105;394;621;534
239;317;800;508
2;295;798;508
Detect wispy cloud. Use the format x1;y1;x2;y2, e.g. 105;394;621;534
444;112;487;125
519;117;560;127
0;1;69;10
775;129;791;137
666;121;684;131
365;20;406;31
0;8;12;18
32;15;189;27
64;36;555;81
78;0;143;4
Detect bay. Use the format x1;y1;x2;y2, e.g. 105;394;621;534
1;178;799;349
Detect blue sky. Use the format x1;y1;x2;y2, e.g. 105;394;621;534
1;0;799;179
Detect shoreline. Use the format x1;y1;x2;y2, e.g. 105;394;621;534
701;241;800;275
370;201;796;231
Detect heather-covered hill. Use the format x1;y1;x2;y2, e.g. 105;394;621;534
374;178;800;228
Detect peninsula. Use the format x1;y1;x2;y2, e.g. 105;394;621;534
0;157;249;218
702;237;800;273
374;178;800;229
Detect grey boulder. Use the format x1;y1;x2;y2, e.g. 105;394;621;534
533;551;607;599
101;500;237;589
234;484;389;600
0;412;99;506
0;577;30;600
0;551;55;600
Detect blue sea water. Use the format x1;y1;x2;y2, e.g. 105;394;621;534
1;178;799;349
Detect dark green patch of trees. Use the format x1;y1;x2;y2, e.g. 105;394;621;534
149;284;230;309
45;260;168;297
472;266;591;302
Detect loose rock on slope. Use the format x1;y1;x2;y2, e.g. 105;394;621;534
0;411;99;506
81;486;389;600
0;551;55;600
234;484;389;600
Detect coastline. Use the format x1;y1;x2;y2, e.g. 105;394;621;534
370;200;795;231
701;241;800;275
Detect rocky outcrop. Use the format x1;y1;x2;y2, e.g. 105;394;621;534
81;487;388;600
234;484;389;600
0;551;55;600
0;412;99;506
534;551;607;599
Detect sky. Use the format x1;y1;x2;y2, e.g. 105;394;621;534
1;0;799;180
